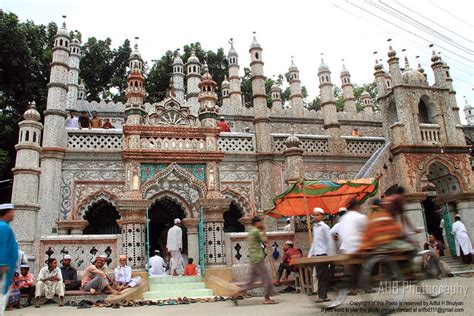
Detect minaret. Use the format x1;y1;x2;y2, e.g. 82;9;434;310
271;82;282;110
198;63;219;128
11;101;43;258
360;90;374;115
124;43;146;126
186;49;201;116
249;33;275;223
38;21;70;241
387;45;402;85
318;57;345;153
288;57;304;116
431;51;448;88
67;37;81;109
172;51;185;102
464;97;474;125
373;60;387;97
228;38;243;109
284;129;303;184
221;76;230;110
340;63;357;113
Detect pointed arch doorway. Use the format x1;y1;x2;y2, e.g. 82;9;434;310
148;197;188;261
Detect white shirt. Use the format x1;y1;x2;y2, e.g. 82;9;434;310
167;225;183;251
338;210;368;254
283;223;292;232
148;255;167;276
452;221;473;255
65;116;79;128
114;265;132;284
38;266;63;282
308;221;334;257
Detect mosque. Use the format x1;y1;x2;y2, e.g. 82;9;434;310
10;21;474;280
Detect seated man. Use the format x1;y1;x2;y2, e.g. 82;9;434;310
81;255;119;295
60;255;81;291
16;264;35;306
184;258;198;276
35;258;65;308
114;255;142;290
277;240;301;284
149;250;168;276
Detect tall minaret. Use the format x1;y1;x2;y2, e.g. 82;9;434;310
387;45;402;85
249;33;275;223
288;57;304;117
318;57;345;153
67;37;81;109
340;63;357;114
37;21;70;240
186;49;201;116
198;63;219;128
11;102;43;258
373;60;388;97
221;76;230;110
271;82;282;110
228;38;243;109
124;43;146;126
172;51;185;102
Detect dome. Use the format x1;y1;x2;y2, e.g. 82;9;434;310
374;60;383;71
71;38;81;45
285;132;301;148
431;51;441;63
173;52;183;65
56;22;69;38
187;49;200;64
318;58;329;72
271;82;279;91
130;44;142;61
23;101;41;121
289;58;298;72
387;45;396;58
250;33;261;50
402;69;427;85
340;64;350;77
228;38;238;57
360;90;370;99
221;77;230;87
417;63;425;74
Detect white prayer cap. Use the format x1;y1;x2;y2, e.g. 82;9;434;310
313;207;325;215
338;207;347;212
174;218;181;224
99;254;107;259
20;264;29;269
284;240;293;245
63;254;72;260
455;214;461;219
154;250;160;254
220;116;225;120
286;218;291;222
0;203;15;210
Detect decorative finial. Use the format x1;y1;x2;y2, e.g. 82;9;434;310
320;52;324;63
29;100;36;108
404;56;410;70
253;31;256;39
229;38;234;48
62;15;67;28
191;48;196;56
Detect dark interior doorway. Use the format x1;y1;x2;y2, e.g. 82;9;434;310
148;197;187;259
421;196;443;241
224;202;245;232
83;199;121;234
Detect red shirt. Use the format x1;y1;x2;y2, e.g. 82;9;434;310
184;264;197;276
15;272;35;288
217;121;231;132
282;247;301;264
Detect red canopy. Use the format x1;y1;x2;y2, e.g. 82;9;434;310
266;178;378;218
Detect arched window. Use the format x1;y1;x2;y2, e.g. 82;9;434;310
224;202;245;232
33;132;37;143
25;130;30;142
59;39;63;46
387;101;399;125
83;200;121;234
418;99;432;124
65;41;68;47
255;52;259;60
446;71;450;78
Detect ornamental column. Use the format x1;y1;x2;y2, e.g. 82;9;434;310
182;218;200;266
116;197;151;270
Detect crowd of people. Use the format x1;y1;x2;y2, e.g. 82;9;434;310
65;110;115;129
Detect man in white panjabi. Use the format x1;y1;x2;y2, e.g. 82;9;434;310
167;218;183;276
35;258;65;308
283;218;292;232
114;255;142;290
451;214;473;265
148;250;168;276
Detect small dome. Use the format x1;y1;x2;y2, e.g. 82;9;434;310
250;33;261;50
271;82;280;91
417;63;425;74
221;77;230;87
289;58;298;72
23;101;41;121
402;69;427;85
187;49;200;64
340;64;350;76
56;22;69;38
71;38;81;45
228;38;238;57
431;51;441;63
374;60;383;71
387;45;396;58
361;91;370;99
173;52;183;65
318;58;329;72
130;44;142;60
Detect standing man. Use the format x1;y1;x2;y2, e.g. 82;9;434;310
167;219;183;276
0;204;19;316
60;255;80;291
308;208;333;303
283;218;292;232
35;258;65;307
148;250;167;277
231;216;278;305
90;111;102;128
78;111;91;129
451;215;473;265
65;110;79;128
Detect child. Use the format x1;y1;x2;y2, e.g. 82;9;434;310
184;258;197;276
7;273;21;310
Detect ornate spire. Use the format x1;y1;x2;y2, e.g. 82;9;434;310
404;56;411;70
23;101;41;121
250;31;261;49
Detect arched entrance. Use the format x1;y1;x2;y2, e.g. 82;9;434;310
148;197;188;260
224;201;245;232
83;199;121;234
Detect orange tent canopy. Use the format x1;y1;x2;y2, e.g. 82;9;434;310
266;178;378;218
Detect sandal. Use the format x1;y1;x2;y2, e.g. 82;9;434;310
314;298;330;303
263;299;279;305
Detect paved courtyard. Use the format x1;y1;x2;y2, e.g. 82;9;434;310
6;276;473;316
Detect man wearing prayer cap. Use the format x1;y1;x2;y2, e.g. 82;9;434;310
452;214;473;265
167;219;183;276
283;218;292;232
276;240;301;285
0;203;19;312
60;254;80;291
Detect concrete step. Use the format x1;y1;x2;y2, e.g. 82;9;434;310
143;288;214;300
148;275;202;284
149;282;207;291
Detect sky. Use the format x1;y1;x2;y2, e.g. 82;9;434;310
2;0;473;121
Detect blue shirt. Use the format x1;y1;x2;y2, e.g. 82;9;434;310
0;220;19;294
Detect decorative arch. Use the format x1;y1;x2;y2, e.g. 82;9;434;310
387;100;399;126
417;95;438;124
417;156;468;195
147;97;197;127
142;163;206;218
148;190;193;218
75;189;119;220
221;187;255;218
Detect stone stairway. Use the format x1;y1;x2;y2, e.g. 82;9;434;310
143;275;214;300
443;255;474;275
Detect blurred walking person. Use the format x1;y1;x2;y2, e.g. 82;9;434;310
452;214;473;265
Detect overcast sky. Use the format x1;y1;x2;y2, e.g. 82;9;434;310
3;0;473;121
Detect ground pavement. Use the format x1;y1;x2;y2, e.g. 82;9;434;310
6;276;473;316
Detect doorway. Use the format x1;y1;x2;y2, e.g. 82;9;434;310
148;197;187;259
83;199;120;234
